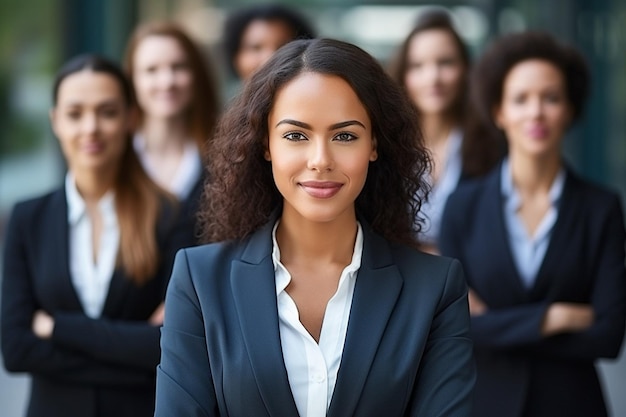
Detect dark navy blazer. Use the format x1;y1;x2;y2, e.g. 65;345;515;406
155;219;476;416
1;187;185;417
440;165;626;417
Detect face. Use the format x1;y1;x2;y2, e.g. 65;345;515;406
404;29;466;116
235;19;295;80
267;72;378;225
495;59;572;159
50;70;130;174
132;35;194;120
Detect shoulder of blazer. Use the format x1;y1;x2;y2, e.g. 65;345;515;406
8;188;66;229
563;167;623;211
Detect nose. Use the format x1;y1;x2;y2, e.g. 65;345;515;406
528;97;544;119
307;139;333;172
82;112;98;134
158;67;175;87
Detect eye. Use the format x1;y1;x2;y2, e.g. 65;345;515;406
283;132;307;142
100;108;120;119
66;111;81;120
334;132;357;142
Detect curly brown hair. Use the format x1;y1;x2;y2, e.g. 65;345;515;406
198;38;432;247
473;31;590;130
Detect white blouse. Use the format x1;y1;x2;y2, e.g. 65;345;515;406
420;127;463;245
133;133;202;200
272;221;363;417
65;173;119;318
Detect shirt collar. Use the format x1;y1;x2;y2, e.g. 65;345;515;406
65;172;116;225
500;158;566;209
271;220;364;295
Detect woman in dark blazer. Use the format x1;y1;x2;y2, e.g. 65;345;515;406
1;55;184;417
439;32;626;417
155;38;475;416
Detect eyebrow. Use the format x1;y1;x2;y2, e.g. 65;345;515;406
275;119;366;130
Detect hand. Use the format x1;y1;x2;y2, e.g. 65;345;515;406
541;302;594;336
468;289;488;316
32;310;54;339
149;302;165;325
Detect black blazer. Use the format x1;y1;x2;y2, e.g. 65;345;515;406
1;187;185;417
155;219;476;416
440;164;626;417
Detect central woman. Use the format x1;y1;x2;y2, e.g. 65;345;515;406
155;38;475;417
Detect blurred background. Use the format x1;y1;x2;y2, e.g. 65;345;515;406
1;0;624;415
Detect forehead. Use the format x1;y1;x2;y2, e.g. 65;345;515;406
242;19;295;43
269;72;370;127
503;59;565;91
56;70;124;106
408;29;461;57
134;35;187;64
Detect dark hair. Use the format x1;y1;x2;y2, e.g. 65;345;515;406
53;54;134;106
52;54;168;285
389;9;501;177
473;31;590;128
124;21;220;155
222;4;316;77
199;38;431;247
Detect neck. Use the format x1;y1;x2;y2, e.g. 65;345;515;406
509;151;561;194
277;207;358;266
140;116;189;152
72;166;118;204
421;114;456;146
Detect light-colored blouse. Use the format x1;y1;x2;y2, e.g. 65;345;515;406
65;173;119;318
272;221;363;417
133;133;202;200
420;127;463;245
501;158;566;288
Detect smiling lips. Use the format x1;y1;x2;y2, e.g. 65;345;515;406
299;181;343;198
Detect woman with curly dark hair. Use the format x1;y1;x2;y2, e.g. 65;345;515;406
222;3;315;81
440;31;626;417
155;38;475;416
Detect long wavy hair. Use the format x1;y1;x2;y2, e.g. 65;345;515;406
389;9;503;177
198;38;431;248
53;54;170;285
124;21;220;156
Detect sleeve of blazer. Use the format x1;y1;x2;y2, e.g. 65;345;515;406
50;313;161;371
155;249;219;417
525;194;626;360
1;204;153;386
407;259;476;416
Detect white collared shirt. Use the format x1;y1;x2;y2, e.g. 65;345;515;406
420;127;463;245
133;133;202;199
66;173;119;318
501;158;566;288
272;221;363;417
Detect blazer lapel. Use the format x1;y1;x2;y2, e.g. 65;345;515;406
48;188;84;311
529;170;580;298
328;225;403;417
230;221;299;417
482;168;527;297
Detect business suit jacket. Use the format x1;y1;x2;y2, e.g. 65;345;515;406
439;164;626;417
155;218;476;417
1;187;186;417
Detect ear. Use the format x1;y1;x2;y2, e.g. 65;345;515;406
493;105;504;130
369;137;378;161
49;108;59;138
263;148;271;161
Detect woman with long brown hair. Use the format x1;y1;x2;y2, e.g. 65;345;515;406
1;54;183;417
124;21;220;245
